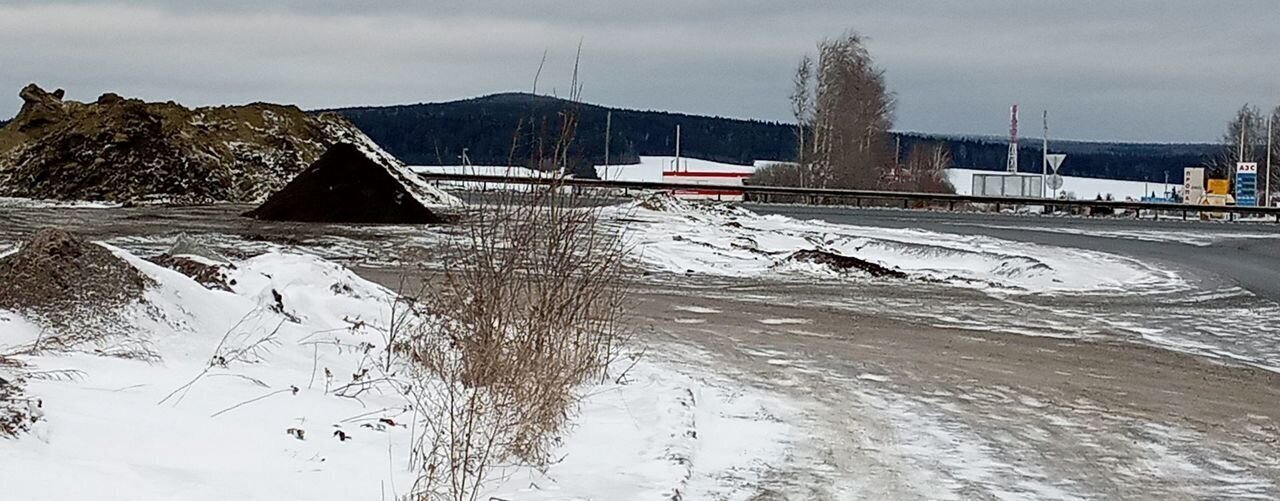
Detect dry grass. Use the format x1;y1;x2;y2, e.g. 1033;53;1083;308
0;354;41;437
405;51;633;500
406;180;632;501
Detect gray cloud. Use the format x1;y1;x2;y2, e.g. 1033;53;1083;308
1;1;1277;142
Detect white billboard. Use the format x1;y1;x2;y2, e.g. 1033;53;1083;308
972;173;1044;198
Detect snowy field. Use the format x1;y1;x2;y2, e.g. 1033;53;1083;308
3;195;1278;499
0;246;794;501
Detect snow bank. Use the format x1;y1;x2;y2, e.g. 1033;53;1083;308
607;196;1187;295
0;250;421;500
0;246;794;500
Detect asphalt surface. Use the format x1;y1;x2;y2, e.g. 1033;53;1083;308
748;204;1280;303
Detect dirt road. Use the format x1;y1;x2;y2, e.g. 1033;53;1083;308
624;284;1280;500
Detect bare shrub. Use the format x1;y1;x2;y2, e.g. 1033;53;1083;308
0;354;39;437
892;142;956;194
406;53;632;501
407;182;630;500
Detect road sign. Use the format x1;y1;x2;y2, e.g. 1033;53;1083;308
1046;174;1064;191
1237;162;1258;207
1046;154;1067;173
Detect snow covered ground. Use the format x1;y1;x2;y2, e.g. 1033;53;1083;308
606;196;1187;296
0;245;794;501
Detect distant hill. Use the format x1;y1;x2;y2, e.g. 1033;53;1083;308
325;93;1219;183
320;93;794;178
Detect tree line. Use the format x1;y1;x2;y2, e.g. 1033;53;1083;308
323;96;1220;183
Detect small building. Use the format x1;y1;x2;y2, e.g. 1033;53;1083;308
659;157;755;201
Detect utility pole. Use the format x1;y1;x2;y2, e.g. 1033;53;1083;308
1267;114;1274;207
604;111;612;178
675;124;682;172
895;135;901;170
1042;110;1048;198
1237;123;1246;180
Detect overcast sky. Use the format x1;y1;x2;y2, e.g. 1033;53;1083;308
1;1;1277;142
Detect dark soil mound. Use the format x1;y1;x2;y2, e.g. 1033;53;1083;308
148;254;234;291
787;249;908;278
0;229;152;325
0;84;376;204
246;142;460;224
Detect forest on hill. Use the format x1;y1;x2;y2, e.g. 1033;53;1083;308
324;94;1216;183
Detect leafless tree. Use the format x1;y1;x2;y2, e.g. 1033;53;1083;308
1267;106;1280;205
790;55;815;188
897;142;956;194
1213;104;1266;179
759;31;895;192
813;32;895;190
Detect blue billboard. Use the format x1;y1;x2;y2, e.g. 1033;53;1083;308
1236;163;1258;207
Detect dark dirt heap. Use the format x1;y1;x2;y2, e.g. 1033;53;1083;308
148;254;234;292
146;234;235;291
787;249;908;278
0;228;152;327
0;84;375;204
246;142;460;224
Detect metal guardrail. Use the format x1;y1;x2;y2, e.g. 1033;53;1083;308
417;172;1280;222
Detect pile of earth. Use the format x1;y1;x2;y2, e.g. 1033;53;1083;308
0;228;153;338
146;234;237;291
0;84;382;204
786;249;908;278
